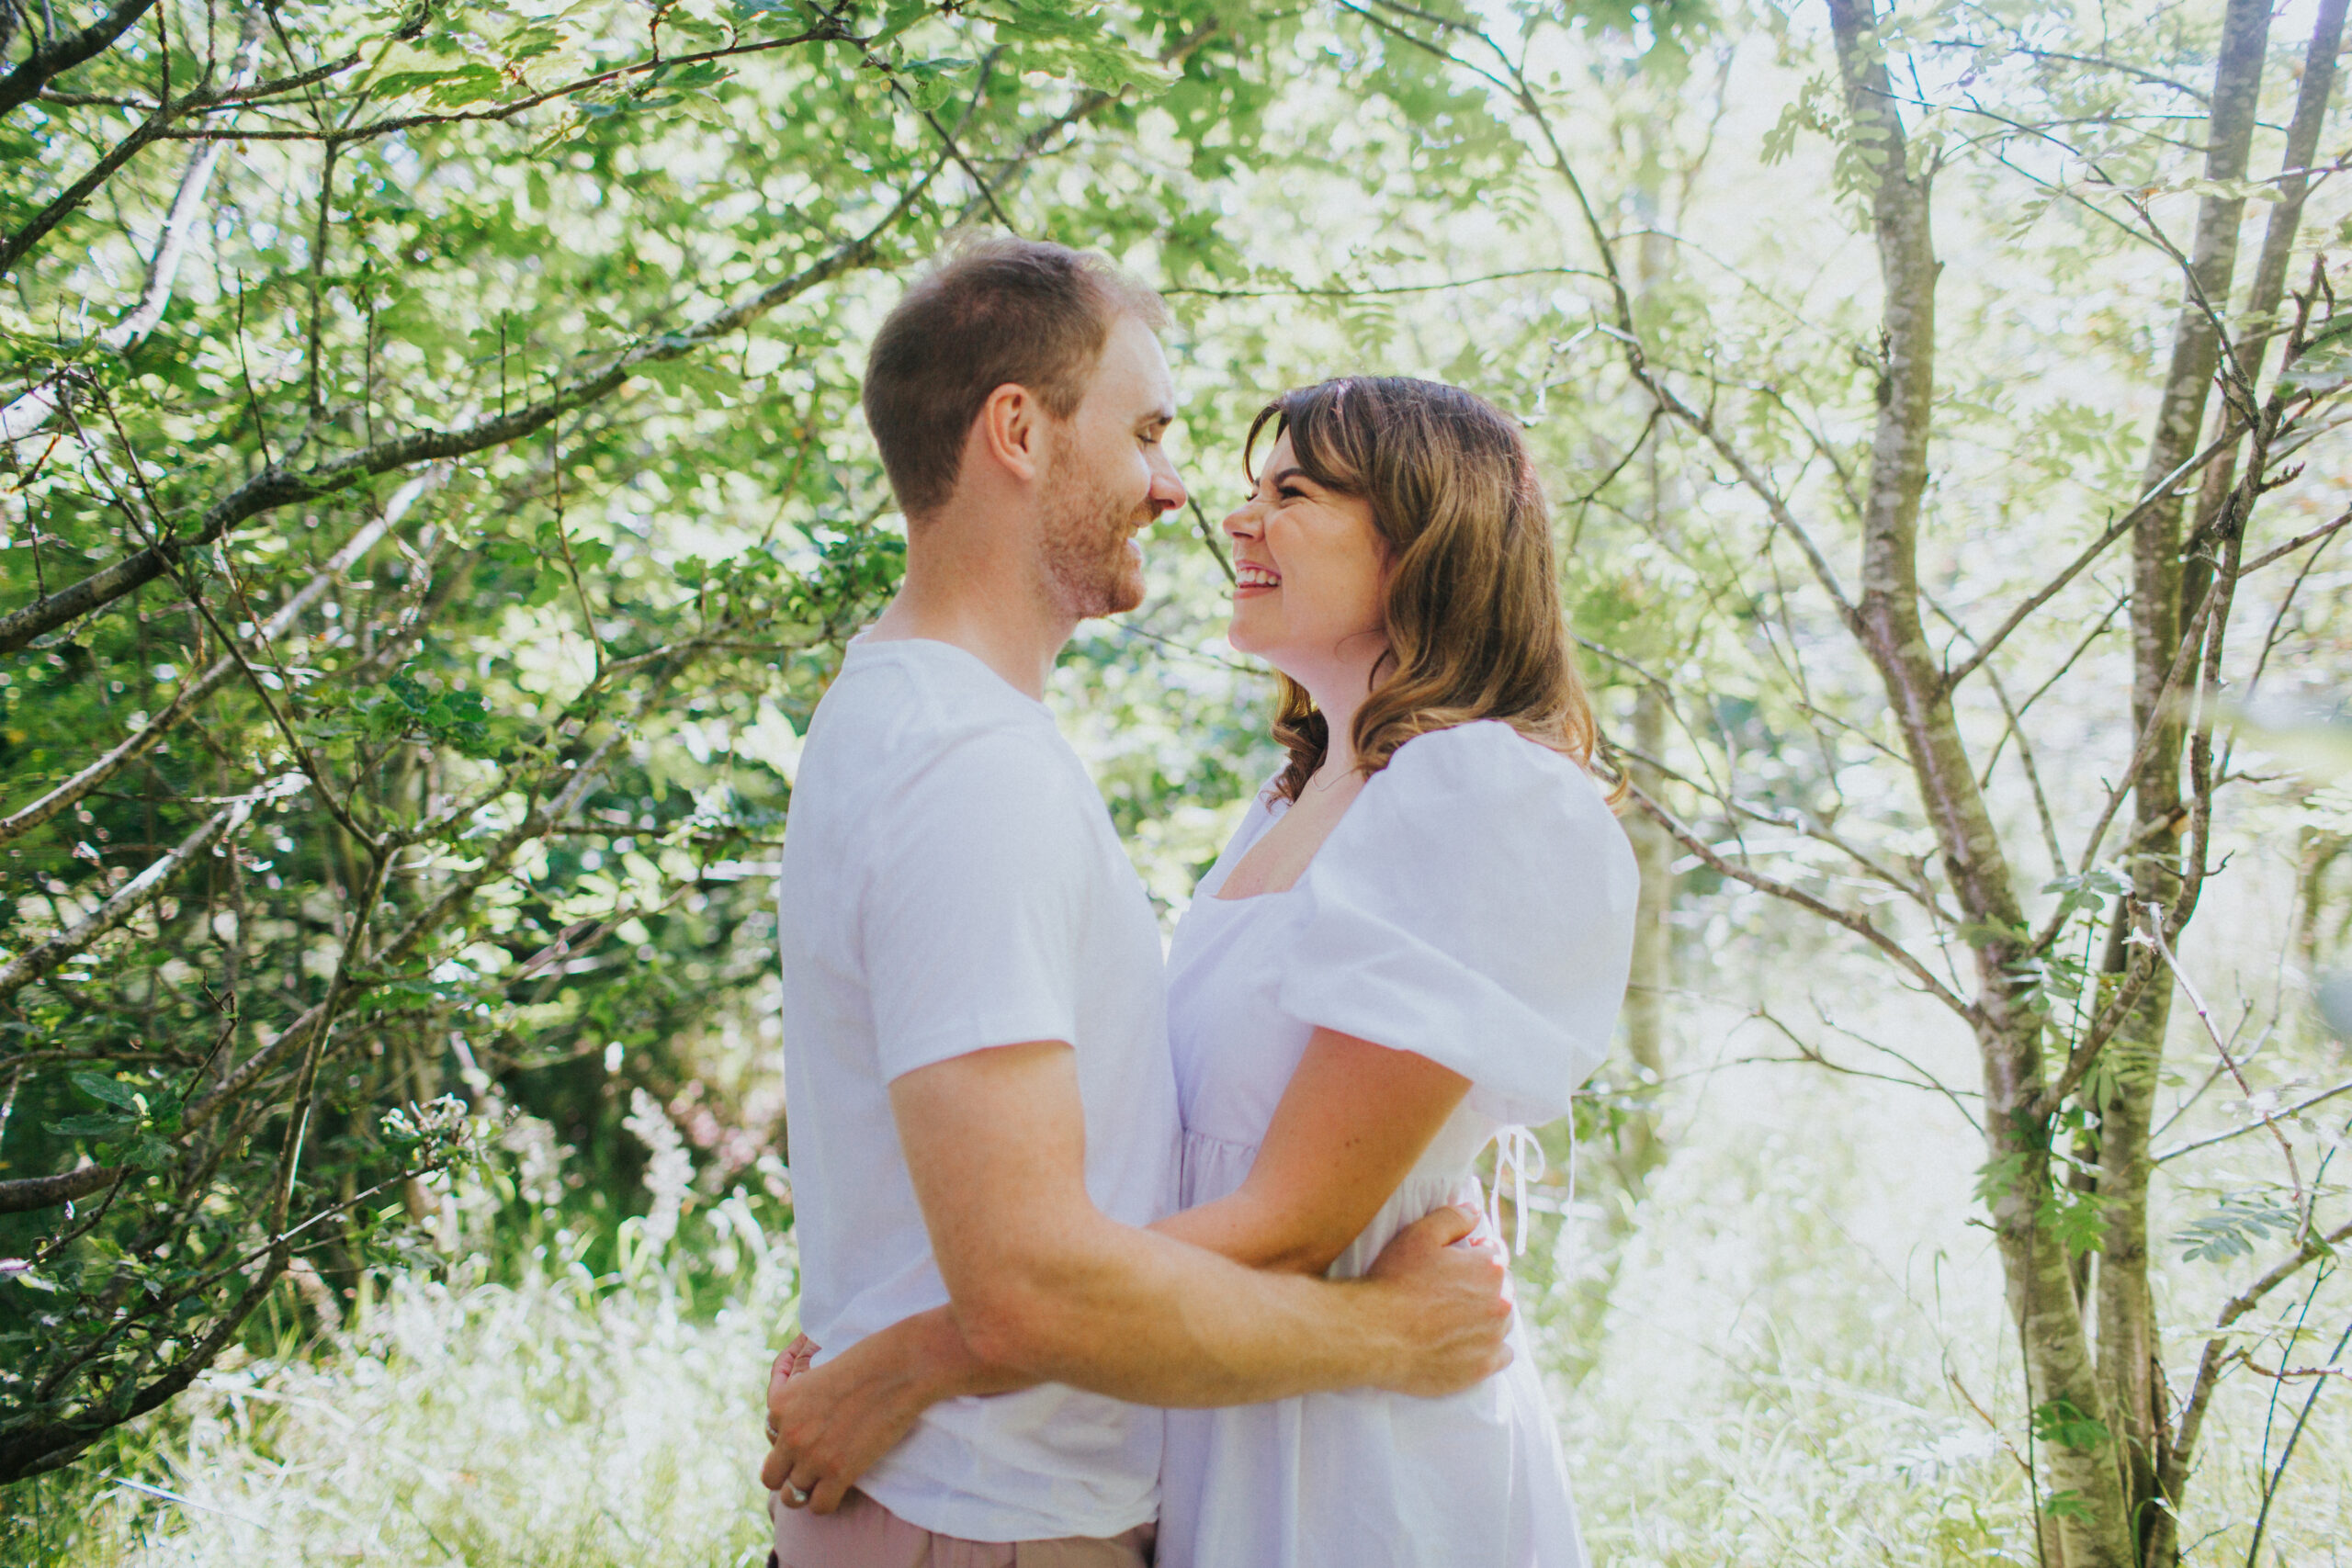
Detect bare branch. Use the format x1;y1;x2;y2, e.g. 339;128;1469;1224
0;1162;120;1215
2139;907;2309;1230
0;795;255;1004
0;0;157;119
1940;421;2246;694
1623;778;1976;1021
2240;509;2352;577
2155;1077;2352;1164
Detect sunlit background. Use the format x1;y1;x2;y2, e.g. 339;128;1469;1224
3;0;2347;1561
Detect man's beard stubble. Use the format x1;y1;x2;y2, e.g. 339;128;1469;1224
1039;451;1148;619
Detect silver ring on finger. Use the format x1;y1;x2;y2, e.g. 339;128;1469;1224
786;1483;810;1507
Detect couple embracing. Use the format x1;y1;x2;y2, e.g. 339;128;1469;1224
760;237;1638;1568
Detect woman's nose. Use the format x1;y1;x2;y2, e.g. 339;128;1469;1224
1221;501;1259;540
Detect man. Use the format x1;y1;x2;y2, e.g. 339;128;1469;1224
763;238;1510;1565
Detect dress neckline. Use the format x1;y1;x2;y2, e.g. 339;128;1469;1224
1204;790;1306;904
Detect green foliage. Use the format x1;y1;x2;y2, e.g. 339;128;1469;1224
0;0;1296;1479
2030;1399;2111;1455
2176;1191;2299;1265
2038;1183;2110;1260
3;0;2348;1559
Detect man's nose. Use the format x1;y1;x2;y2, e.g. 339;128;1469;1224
1148;459;1186;516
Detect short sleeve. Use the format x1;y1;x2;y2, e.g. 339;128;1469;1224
1275;721;1638;1125
860;728;1093;1082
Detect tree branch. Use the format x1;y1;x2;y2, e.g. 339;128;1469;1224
1623;777;1975;1021
1939;421;2245;694
0;179;931;654
0;795;255;1003
0;1161;120;1215
0;0;157;119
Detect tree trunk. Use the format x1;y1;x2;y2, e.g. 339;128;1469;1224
1823;2;2133;1559
1616;682;1672;1189
2102;3;2279;1558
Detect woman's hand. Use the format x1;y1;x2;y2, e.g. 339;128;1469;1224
761;1335;820;1500
767;1333;819;1398
760;1309;1031;1513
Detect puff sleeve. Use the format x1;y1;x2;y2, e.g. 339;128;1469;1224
1275;720;1639;1125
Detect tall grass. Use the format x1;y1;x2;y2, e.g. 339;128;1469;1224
9;1004;2346;1565
6;1197;795;1568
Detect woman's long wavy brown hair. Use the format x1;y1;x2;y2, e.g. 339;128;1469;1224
1244;377;1604;804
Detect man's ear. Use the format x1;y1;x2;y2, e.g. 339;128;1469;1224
974;382;1046;487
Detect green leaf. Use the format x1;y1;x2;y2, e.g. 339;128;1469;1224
2030;1400;2110;1453
2176;1192;2295;1263
371;67;477;99
2038;1187;2109;1258
426;63;512;109
1973;1151;2030;1212
47;1111;136;1138
72;1071;140;1109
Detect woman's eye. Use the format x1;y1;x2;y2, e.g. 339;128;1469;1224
1277;485;1306;502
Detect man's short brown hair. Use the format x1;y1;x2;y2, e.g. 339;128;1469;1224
862;237;1169;517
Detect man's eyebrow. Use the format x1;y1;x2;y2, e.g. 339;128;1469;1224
1140;405;1176;426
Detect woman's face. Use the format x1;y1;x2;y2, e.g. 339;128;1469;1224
1220;433;1388;682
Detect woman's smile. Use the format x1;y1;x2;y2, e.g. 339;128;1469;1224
1220;433;1386;681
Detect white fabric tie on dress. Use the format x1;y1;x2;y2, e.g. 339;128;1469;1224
1483;1123;1550;1257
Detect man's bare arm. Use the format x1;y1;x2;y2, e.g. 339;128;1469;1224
784;1027;1474;1397
762;1035;1500;1509
895;1039;1505;1405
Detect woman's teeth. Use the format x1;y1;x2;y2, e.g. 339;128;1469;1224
1236;566;1280;587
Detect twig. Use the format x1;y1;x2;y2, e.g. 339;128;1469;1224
0;795;256;1002
2139;908;2310;1235
2155;1077;2352;1164
1623;778;1975;1021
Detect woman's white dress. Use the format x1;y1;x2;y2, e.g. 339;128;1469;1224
1157;721;1638;1568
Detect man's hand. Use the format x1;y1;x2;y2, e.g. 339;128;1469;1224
1359;1202;1514;1398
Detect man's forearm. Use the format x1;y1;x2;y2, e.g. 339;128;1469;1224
864;1203;1380;1409
897;1044;1500;1410
963;1213;1410;1407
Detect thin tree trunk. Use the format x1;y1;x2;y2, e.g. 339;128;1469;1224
1617;682;1672;1187
1824;2;2132;1560
2100;4;2278;1556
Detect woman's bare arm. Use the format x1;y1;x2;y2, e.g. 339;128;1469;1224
762;1029;1476;1509
1154;1029;1470;1274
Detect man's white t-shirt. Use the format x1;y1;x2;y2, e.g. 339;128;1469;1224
775;636;1182;1542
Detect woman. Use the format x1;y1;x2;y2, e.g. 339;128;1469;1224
769;377;1636;1566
